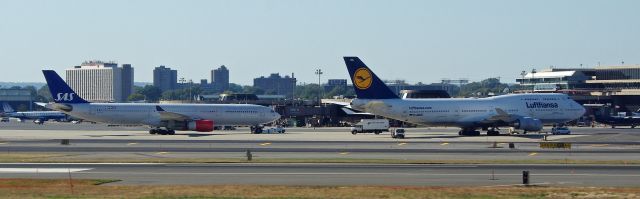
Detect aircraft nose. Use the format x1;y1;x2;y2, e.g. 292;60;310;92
579;105;586;116
272;112;281;121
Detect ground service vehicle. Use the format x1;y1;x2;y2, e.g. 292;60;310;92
551;126;571;135
391;128;405;139
351;119;389;134
252;126;285;134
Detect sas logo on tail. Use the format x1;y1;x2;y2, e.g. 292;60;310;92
353;68;373;89
55;93;76;102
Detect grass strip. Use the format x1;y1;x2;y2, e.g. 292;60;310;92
0;178;638;199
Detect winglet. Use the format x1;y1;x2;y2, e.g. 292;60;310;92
156;106;165;112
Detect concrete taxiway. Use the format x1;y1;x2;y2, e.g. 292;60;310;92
0;122;639;186
0;163;638;186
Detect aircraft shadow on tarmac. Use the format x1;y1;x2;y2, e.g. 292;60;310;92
404;134;547;139
86;135;136;137
84;133;221;137
182;133;219;137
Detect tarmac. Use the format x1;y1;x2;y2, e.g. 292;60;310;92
0;163;639;186
0;122;639;186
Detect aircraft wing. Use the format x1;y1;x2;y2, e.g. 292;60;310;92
341;107;373;115
323;99;352;108
478;108;520;124
324;99;375;115
155;106;193;121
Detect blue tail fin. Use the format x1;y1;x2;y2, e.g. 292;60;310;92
2;102;15;113
343;57;399;99
42;70;89;103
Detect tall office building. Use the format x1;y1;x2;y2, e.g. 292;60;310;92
121;64;134;100
153;66;178;92
253;73;297;97
211;65;229;92
65;61;125;102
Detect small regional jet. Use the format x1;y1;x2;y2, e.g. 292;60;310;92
39;70;280;135
343;57;585;136
2;102;67;123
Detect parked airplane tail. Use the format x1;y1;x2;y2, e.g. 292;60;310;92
343;57;399;99
42;70;89;103
2;102;15;113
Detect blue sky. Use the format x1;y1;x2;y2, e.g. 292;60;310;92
1;0;639;85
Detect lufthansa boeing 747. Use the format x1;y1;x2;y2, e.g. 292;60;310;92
343;57;585;136
40;70;280;135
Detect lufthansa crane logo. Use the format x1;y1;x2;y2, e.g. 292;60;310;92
353;68;373;90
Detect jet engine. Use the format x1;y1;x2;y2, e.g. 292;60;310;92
187;120;214;132
512;117;543;131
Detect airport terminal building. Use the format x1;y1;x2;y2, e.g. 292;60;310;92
517;65;640;112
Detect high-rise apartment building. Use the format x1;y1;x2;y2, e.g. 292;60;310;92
121;64;134;100
253;73;296;97
211;65;229;92
65;61;128;102
153;66;178;92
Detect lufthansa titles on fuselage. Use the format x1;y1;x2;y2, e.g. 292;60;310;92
525;102;559;109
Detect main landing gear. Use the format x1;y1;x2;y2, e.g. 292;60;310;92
458;128;481;136
149;128;176;135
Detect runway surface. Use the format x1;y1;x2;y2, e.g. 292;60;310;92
1;122;639;186
2;122;640;143
0;163;638;186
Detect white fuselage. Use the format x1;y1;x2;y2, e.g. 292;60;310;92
46;103;280;127
4;111;67;120
350;93;585;128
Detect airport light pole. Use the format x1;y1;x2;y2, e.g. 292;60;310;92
520;71;527;93
315;68;324;106
179;77;186;101
531;69;537;93
188;79;193;103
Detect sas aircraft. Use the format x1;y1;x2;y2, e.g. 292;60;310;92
40;70;280;135
343;57;585;136
2;102;67;123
